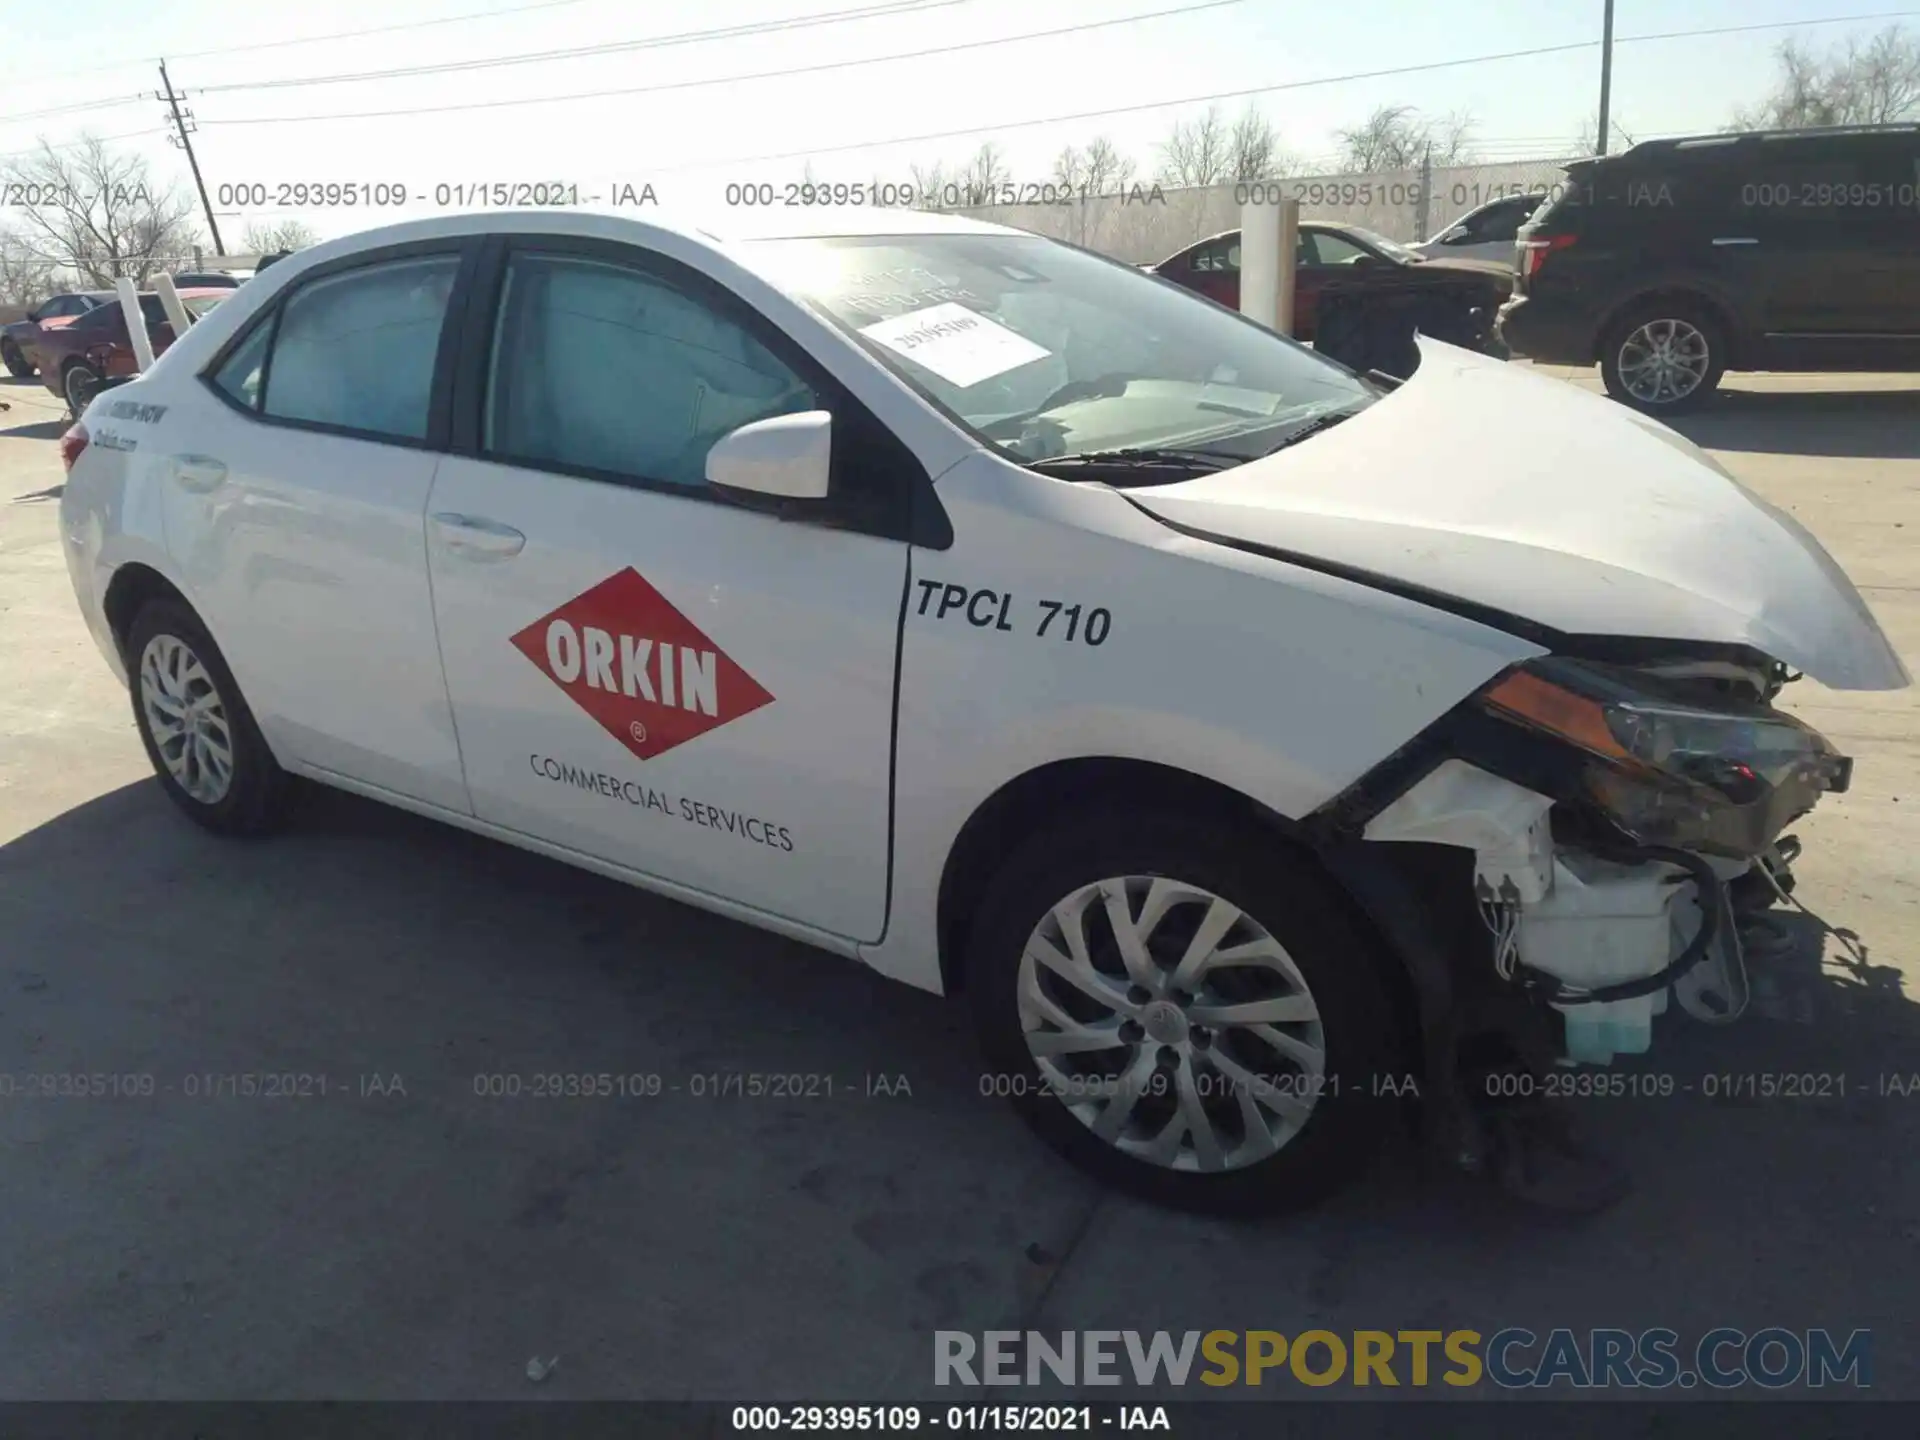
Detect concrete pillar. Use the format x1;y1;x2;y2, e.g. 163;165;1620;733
115;277;155;372
1240;196;1299;336
154;273;193;339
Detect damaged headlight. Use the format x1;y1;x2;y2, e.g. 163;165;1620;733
1476;657;1851;858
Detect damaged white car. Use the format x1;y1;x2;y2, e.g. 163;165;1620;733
57;209;1908;1216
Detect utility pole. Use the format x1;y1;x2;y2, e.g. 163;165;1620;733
1415;142;1433;241
1595;0;1616;155
158;60;224;256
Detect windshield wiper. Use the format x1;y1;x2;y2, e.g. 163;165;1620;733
1030;447;1242;474
1254;406;1363;456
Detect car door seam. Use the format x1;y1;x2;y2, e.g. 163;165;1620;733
420;456;480;817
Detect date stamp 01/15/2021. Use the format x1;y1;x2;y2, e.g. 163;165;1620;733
0;1070;922;1101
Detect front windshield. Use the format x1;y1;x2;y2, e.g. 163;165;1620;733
1347;227;1423;263
750;233;1370;464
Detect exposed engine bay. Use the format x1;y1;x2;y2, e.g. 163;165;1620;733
1324;648;1861;1207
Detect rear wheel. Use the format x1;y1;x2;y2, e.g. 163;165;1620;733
62;361;101;417
966;809;1399;1215
1600;299;1726;413
127;599;290;835
1;339;30;377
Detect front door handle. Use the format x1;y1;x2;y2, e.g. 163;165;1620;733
171;454;227;492
431;511;526;560
1711;236;1759;246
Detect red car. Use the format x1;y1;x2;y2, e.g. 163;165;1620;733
37;288;230;414
2;290;116;377
1150;221;1511;345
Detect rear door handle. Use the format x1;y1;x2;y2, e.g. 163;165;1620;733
1711;236;1759;246
431;511;526;560
171;454;228;491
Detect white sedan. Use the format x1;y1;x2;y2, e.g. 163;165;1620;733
58;206;1907;1214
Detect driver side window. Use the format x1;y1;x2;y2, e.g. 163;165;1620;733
485;252;817;490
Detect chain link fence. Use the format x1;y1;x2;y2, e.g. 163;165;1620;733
951;157;1581;265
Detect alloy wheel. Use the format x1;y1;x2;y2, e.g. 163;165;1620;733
138;632;235;804
1016;875;1326;1173
1617;318;1709;404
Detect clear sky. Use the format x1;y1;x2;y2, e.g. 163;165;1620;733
2;0;1913;248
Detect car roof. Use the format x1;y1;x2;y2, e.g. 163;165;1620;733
1581;121;1920;167
234;205;1025;259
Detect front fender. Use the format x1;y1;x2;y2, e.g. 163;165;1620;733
860;454;1543;994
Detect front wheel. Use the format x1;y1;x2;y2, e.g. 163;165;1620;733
1600;300;1726;413
1;339;31;377
966;810;1399;1215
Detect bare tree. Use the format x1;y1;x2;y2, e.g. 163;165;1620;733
1051;143;1088;196
955;142;1011;205
1082;136;1136;197
1054;136;1142;196
1733;25;1920;128
909;160;950;210
241;218;320;254
1;136;198;285
1228;105;1291;180
0;232;58;308
1335;104;1478;171
1157;105;1233;188
1574;115;1636;156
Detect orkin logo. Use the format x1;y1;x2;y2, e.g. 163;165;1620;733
510;567;773;761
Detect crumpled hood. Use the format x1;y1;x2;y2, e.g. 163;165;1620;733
1129;339;1910;690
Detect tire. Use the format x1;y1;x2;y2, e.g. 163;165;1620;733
126;598;290;836
63;361;102;417
1599;298;1726;413
1;339;30;378
966;809;1400;1216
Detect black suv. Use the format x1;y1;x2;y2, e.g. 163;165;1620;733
1497;124;1920;411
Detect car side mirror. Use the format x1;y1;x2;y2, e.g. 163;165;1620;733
706;409;832;502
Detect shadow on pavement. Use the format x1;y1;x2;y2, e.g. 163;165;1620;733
1671;386;1920;459
2;778;1916;1398
2;419;65;442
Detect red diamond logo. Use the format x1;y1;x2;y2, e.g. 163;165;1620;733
510;568;774;761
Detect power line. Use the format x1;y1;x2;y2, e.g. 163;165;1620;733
199;0;1247;126
0;129;170;163
23;0;610;79
4;0;974;139
636;9;1920;173
189;5;1920;135
193;0;974;95
0;94;149;127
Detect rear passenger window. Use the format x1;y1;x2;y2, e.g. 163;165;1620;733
261;255;458;441
484;252;818;490
212;316;273;411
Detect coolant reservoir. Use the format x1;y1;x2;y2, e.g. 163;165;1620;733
1517;852;1689;1065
